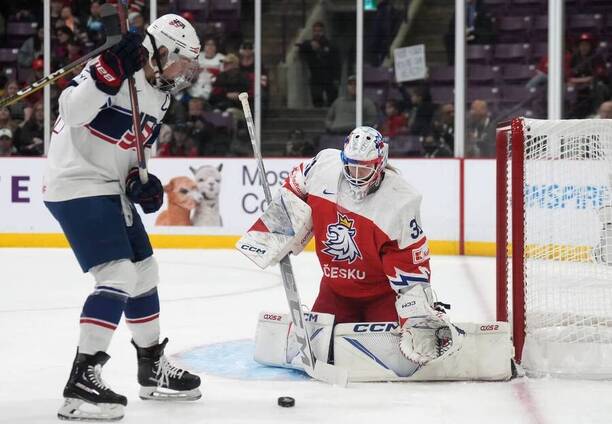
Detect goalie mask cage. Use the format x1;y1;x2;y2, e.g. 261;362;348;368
496;118;612;379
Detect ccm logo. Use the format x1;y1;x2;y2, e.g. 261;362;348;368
480;324;499;331
240;244;266;254
353;323;399;332
401;301;416;308
263;314;282;321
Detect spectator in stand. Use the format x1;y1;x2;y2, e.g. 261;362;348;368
297;21;341;107
86;0;105;46
0;106;18;134
209;53;250;116
567;33;609;119
423;103;454;158
526;47;573;90
380;99;408;138
56;5;80;33
129;12;146;36
466;99;495;157
5;80;32;122
0;128;16;156
367;0;400;67
158;124;199;157
189;37;225;101
239;41;269;109
155;124;173;156
285;129;315;157
593;101;612;119
404;84;436;136
14;101;44;156
185;97;216;154
53;26;74;68
17;27;43;69
325;76;377;134
444;0;495;65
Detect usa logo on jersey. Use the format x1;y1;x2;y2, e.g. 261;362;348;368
322;212;362;263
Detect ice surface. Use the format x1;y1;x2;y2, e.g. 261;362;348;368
1;248;611;424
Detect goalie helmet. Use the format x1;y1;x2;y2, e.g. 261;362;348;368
340;126;388;201
142;14;200;94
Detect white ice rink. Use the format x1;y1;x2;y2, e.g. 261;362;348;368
1;248;611;424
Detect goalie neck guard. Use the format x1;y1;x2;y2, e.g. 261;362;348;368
142;14;200;94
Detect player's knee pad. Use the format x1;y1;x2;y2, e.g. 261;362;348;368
131;256;160;297
253;311;335;370
90;259;139;297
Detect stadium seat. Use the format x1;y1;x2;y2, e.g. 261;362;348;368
363;65;393;86
428;66;455;85
387;135;424;157
567;13;603;34
509;0;545;15
500;84;537;106
430;86;454;104
318;134;345;150
364;86;388;108
467;86;501;104
531;15;548;42
494;43;531;64
496;16;532;42
502;63;536;84
468;65;501;85
0;48;19;64
467;44;493;64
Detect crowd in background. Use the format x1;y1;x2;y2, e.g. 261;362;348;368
1;0;612;159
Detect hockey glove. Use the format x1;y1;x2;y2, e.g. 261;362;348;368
126;168;164;214
90;32;147;95
395;284;464;365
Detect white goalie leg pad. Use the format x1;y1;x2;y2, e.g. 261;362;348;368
254;311;335;369
236;187;313;269
334;321;513;382
594;205;612;265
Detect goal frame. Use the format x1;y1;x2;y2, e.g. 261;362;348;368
496;118;526;363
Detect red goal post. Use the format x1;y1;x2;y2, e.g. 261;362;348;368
496;117;612;379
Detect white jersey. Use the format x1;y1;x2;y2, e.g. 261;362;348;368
283;148;431;298
43;62;170;202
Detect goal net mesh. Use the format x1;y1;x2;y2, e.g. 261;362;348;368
509;118;612;378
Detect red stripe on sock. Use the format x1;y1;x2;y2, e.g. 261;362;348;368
80;318;118;330
126;313;159;324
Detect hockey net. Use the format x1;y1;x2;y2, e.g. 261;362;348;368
496;118;612;378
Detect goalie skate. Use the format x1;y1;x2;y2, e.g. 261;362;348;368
57;351;127;421
132;338;202;401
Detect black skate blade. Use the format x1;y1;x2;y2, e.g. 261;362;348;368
139;386;202;401
58;398;124;421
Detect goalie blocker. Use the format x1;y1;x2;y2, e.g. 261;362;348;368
254;312;514;382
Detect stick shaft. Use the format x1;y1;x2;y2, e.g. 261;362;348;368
117;1;148;184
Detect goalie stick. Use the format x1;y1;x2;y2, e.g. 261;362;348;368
0;3;121;108
239;92;349;387
117;0;148;184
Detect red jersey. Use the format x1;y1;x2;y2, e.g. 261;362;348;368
283;148;431;299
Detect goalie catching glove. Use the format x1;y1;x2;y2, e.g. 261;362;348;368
395;283;464;365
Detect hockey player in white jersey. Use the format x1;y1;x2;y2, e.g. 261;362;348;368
44;15;201;421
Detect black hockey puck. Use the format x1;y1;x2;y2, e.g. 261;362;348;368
277;396;295;407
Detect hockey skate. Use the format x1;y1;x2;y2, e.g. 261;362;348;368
58;351;127;421
132;338;201;401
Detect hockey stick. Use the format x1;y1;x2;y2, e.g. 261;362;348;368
0;3;121;109
239;92;349;387
117;0;148;184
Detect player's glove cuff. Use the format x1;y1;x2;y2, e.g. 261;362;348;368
126;168;164;214
90;52;125;96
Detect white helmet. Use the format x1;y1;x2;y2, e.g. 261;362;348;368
341;126;388;201
142;14;201;93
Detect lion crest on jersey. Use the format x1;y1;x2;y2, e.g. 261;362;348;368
322;212;362;263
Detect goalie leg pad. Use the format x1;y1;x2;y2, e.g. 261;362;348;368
334;321;513;382
254;311;335;370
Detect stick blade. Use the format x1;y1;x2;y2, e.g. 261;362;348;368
312;361;349;387
100;3;121;38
